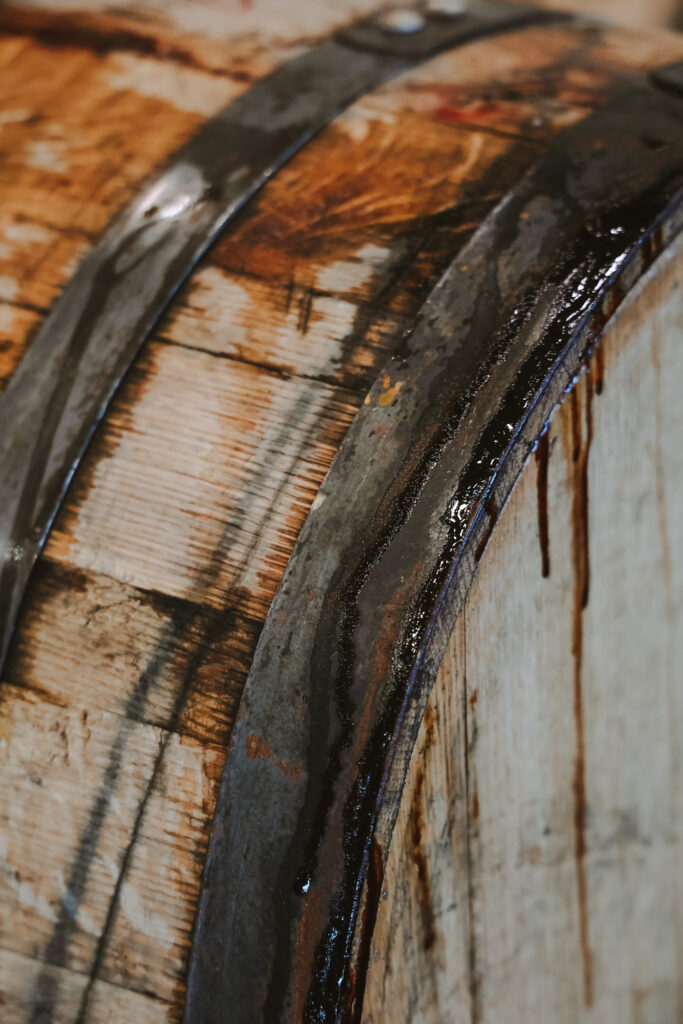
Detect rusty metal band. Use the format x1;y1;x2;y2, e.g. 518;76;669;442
185;67;683;1023
0;3;564;673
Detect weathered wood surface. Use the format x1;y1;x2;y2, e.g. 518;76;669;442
0;5;682;1022
518;0;683;29
363;232;683;1023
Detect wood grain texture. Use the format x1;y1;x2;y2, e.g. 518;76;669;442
0;0;384;396
0;7;681;1022
363;232;683;1024
0;949;170;1024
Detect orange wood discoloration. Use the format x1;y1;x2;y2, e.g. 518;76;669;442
0;303;41;394
245;733;301;779
0;28;239;391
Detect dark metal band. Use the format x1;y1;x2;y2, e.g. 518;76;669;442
0;2;562;673
185;69;683;1023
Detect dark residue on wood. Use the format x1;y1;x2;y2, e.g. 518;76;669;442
535;430;551;578
409;703;438;954
569;366;595;1009
346;836;384;1024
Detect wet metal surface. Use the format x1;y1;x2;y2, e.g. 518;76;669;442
186;75;683;1023
0;3;559;672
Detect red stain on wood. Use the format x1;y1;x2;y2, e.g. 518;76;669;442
464;669;482;1023
535;431;551;578
589;281;623;380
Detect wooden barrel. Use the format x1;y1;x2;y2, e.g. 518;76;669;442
0;3;681;1023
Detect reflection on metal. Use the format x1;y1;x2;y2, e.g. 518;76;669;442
375;9;427;33
0;2;567;672
186;74;683;1023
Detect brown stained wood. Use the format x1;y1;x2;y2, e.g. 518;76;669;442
356;19;683;140
4;561;259;747
0;302;41;395
0;0;385;389
535;430;551;578
0;33;234;385
157;21;683;391
0;949;170;1024
157;122;516;388
1;8;682;1023
213;17;683;277
156;123;529;394
363;234;683;1023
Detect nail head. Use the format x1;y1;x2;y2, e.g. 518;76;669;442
376;9;427;33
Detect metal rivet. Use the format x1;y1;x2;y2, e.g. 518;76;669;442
376;9;427;33
428;0;468;15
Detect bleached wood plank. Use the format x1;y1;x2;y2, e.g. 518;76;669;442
364;234;683;1023
0;947;171;1024
0;683;225;1007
